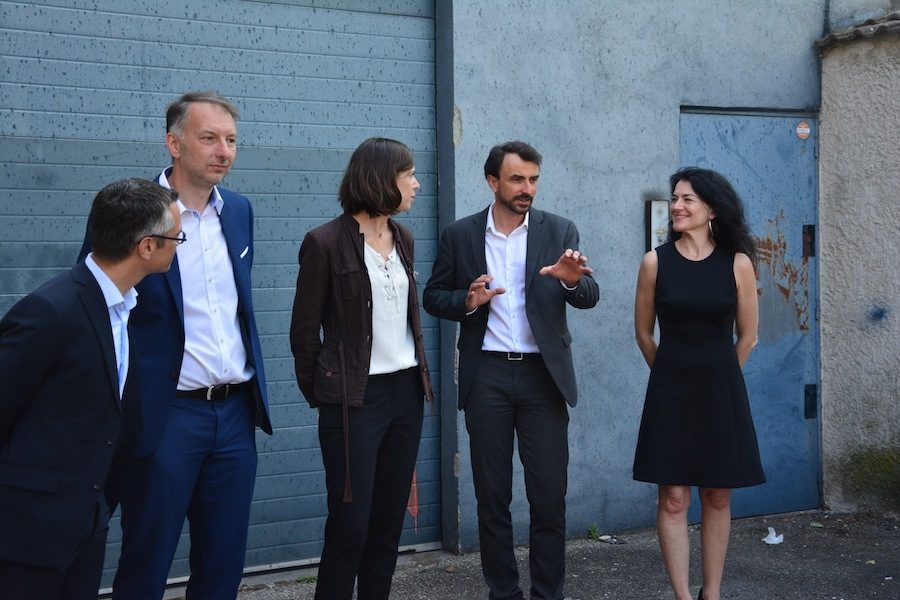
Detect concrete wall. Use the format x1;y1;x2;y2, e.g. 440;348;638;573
437;0;826;551
819;29;900;511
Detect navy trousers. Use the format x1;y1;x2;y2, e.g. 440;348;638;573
112;388;257;600
465;354;569;600
314;366;424;600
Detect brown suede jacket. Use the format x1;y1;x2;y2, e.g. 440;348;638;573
289;212;434;408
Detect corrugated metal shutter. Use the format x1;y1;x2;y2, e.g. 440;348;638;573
0;0;440;586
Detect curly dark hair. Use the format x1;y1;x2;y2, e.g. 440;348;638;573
668;167;756;264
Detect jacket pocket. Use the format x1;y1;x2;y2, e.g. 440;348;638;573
313;344;345;404
0;461;62;493
336;263;362;300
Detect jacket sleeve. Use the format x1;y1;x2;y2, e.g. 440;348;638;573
0;295;60;445
289;232;329;407
423;226;473;322
562;221;600;309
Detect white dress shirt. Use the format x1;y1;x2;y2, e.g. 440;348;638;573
158;168;254;389
363;242;417;375
84;253;138;399
481;204;540;353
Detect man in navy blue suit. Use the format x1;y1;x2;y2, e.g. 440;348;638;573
80;92;273;599
1;178;180;599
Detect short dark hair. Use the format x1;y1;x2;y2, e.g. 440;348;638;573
166;91;239;135
668;167;757;264
338;137;414;216
89;179;178;262
483;141;543;179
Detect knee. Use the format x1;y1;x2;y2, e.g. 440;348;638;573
699;487;731;512
528;488;566;519
658;487;691;516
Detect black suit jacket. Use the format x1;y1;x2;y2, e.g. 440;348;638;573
0;262;140;569
424;206;599;409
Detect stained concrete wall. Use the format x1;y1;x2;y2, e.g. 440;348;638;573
435;0;827;552
819;29;900;511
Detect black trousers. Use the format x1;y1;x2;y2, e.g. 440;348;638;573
315;366;424;600
0;523;108;600
465;354;569;600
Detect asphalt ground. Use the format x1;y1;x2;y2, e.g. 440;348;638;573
158;510;899;600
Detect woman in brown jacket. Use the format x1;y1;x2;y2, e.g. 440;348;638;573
289;137;433;600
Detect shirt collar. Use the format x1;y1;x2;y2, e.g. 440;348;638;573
84;254;138;311
486;202;529;235
159;167;224;215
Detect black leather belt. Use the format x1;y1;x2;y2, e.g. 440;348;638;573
482;351;541;361
175;382;246;402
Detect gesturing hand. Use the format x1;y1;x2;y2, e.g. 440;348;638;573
465;274;505;312
539;249;593;287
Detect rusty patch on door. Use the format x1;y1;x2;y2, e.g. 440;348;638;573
755;210;810;339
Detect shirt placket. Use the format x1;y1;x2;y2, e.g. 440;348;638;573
198;209;230;378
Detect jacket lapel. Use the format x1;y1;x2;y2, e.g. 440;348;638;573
470;207;489;275
164;257;185;326
524;208;545;293
73;263;121;410
156;171;185;324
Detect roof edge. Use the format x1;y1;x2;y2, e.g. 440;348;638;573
816;10;900;48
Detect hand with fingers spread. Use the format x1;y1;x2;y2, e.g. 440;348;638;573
465;274;505;312
539;248;593;287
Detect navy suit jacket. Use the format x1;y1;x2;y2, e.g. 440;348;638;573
0;262;141;569
78;182;272;456
423;206;599;409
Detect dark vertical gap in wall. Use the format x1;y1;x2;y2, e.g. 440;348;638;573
433;0;460;554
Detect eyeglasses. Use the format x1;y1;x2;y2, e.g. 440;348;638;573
148;231;187;245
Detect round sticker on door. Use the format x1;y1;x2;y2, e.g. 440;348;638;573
796;121;811;140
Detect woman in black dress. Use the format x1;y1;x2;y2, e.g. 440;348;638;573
633;167;765;600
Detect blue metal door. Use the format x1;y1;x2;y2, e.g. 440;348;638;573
680;111;820;516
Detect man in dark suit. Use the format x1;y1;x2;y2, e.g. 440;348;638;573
424;141;599;600
0;178;180;599
79;92;273;599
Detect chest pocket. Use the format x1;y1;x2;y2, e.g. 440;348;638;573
335;262;362;300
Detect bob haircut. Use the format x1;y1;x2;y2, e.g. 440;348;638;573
668;167;757;264
339;137;414;217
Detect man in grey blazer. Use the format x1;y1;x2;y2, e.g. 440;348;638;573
424;141;599;600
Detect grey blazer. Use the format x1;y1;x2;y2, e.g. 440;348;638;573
423;206;599;409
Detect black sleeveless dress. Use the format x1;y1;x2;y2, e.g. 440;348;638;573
633;242;765;488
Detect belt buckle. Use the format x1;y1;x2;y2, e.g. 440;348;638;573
206;384;230;401
507;352;524;361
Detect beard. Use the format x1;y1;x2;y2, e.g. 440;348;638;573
497;192;533;215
